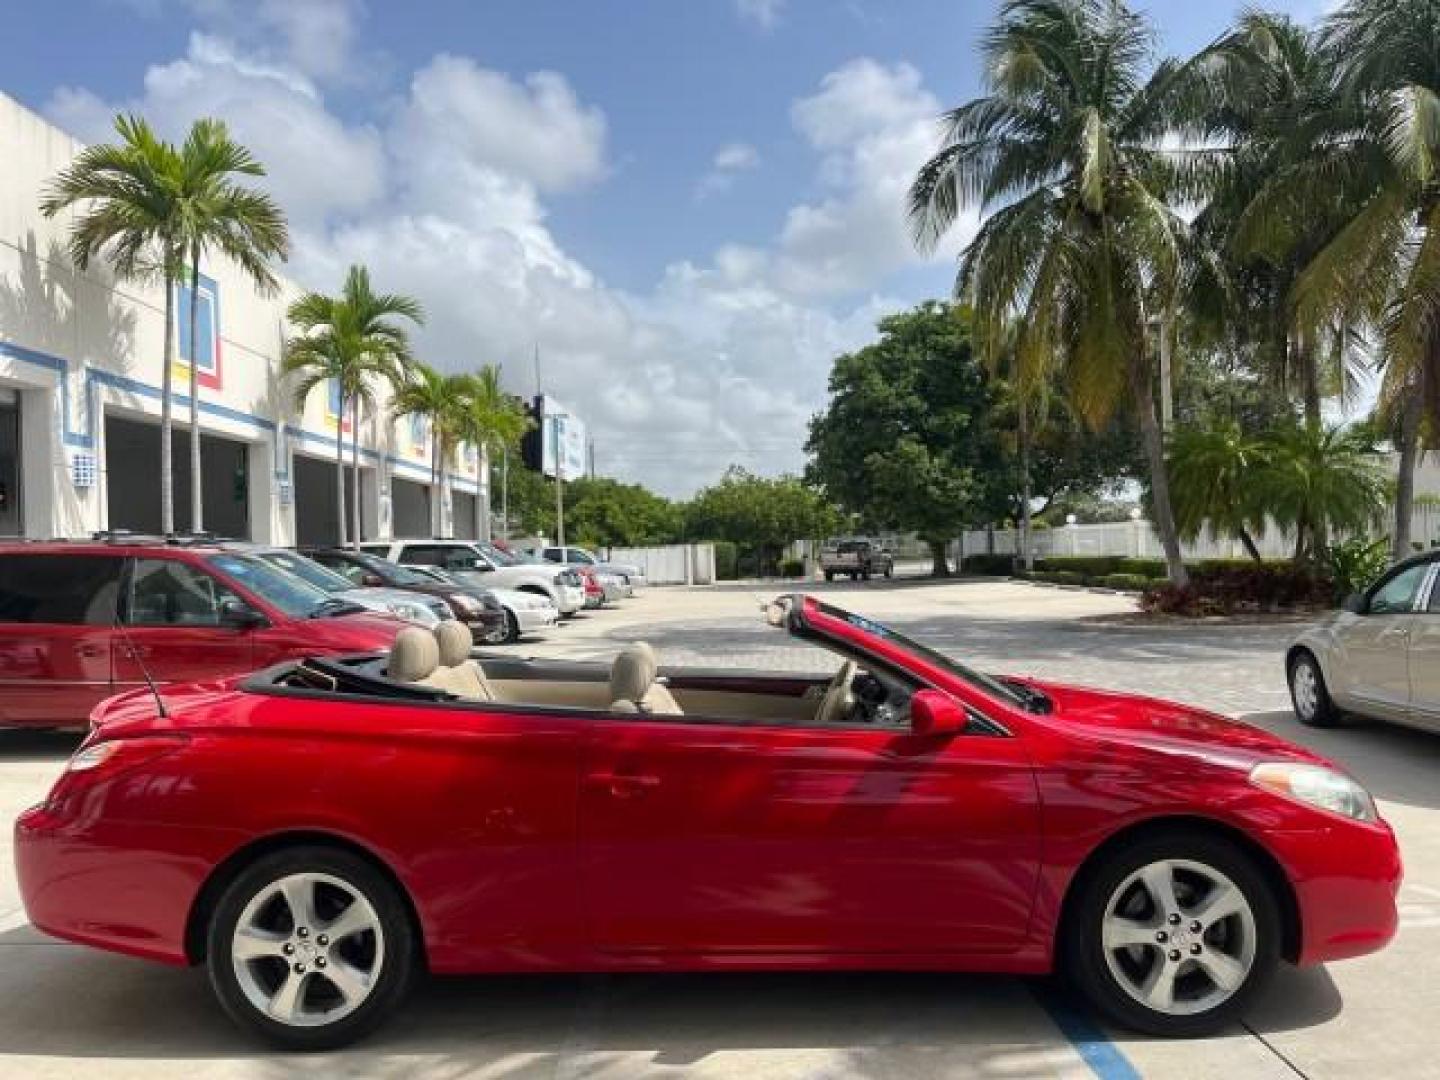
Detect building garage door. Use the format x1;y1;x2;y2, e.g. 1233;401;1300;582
105;415;250;538
293;453;372;547
453;491;478;540
391;477;432;538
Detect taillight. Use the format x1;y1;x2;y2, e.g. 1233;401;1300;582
48;736;189;807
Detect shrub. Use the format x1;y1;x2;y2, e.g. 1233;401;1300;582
1032;570;1087;586
1096;573;1159;591
961;553;1015;575
1113;557;1167;578
780;557;805;578
713;541;738;581
1326;537;1390;600
1141;563;1333;615
1035;556;1126;577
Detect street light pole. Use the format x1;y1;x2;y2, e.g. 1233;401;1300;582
551;412;567;549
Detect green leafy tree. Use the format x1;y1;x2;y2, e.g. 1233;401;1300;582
1258;421;1388;563
684;467;839;576
391;364;466;537
908;0;1213;586
283;265;422;548
450;366;531;536
805;302;1009;576
564;478;682;548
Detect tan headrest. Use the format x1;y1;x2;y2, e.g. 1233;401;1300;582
387;626;439;682
434;619;474;667
610;645;656;703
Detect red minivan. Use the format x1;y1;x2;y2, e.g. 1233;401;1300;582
0;540;404;730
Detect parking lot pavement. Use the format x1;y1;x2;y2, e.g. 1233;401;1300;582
0;578;1434;1078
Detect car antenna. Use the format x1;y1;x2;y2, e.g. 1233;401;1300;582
113;612;168;720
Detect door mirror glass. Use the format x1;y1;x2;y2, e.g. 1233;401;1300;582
910;689;968;736
1342;592;1367;614
218;598;265;629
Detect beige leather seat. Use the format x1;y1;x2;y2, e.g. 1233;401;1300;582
429;620;494;700
386;626;440;683
610;643;683;715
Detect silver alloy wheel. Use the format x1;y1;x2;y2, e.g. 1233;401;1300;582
1101;858;1257;1017
1291;659;1319;720
231;872;385;1028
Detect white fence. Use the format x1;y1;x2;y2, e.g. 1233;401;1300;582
607;543;716;585
960;502;1440;564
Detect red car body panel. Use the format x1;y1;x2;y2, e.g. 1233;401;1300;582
15;595;1401;979
0;542;402;729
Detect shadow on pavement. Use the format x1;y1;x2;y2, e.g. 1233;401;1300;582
0;949;1089;1073
1242;708;1440;812
1244;963;1344;1034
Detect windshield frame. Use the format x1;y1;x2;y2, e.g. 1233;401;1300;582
253;550;353;595
208;553;336;619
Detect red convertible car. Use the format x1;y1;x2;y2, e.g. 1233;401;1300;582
15;596;1400;1049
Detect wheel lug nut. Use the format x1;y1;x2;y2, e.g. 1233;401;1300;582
293;963;306;974
1167;913;1181;925
1190;921;1202;933
282;943;294;956
316;956;327;968
1190;944;1202;955
1168;949;1181;962
296;927;309;938
1155;931;1168;943
317;935;328;947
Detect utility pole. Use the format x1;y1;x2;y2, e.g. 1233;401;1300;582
552;411;566;550
500;445;509;540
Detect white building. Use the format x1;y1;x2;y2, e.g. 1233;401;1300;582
0;92;488;544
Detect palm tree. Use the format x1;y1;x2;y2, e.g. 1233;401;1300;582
1166;422;1269;563
1255;0;1440;561
40;115;186;532
391;365;464;537
908;0;1212;587
172;119;289;533
451;365;531;537
1258;421;1388;564
282;265;422;548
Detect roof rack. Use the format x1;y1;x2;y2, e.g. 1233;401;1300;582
89;529;226;546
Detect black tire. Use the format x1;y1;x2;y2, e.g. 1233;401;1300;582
1063;830;1280;1038
207;845;418;1051
1288;650;1340;728
883;563;892;579
501;610;521;644
824;571;834;582
861;569;872;581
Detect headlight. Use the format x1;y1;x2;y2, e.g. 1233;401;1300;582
1249;762;1377;823
386;601;427;623
449;593;482;614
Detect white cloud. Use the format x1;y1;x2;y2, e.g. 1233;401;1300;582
42;24;955;495
736;0;784;30
695;141;760;200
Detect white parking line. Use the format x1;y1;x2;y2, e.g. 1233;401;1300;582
0;909;29;933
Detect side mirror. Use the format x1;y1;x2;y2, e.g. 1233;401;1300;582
910;689;969;737
1342;592;1367;614
219;599;266;629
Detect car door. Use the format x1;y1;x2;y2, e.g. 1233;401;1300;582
579;703;1041;958
113;557;256;688
1405;561;1440;730
0;552;122;727
1333;561;1433;718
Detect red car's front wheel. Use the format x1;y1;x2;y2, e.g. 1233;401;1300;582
206;845;418;1050
1064;830;1281;1036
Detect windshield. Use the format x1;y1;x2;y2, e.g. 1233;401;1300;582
810;600;1032;712
348;552;434;587
255;551;351;595
474;541;520;566
209;554;336;618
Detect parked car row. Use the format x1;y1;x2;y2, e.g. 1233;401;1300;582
0;533;646;731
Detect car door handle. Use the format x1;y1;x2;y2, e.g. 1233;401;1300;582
585;771;661;798
1380;626;1411;639
120;645;153;660
74;643;104;659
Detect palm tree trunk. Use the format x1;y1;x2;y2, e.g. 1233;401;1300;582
1238;527;1263;565
431;435;441;537
160;274;176;536
1393;372;1423;562
350;397;362;549
335;390;348;548
1298;335;1321;428
1131;353;1188;588
1018;403;1034;572
187;252;203;534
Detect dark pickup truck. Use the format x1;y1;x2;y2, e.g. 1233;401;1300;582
820;540;894;582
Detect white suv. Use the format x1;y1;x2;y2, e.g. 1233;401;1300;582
362;540;585;616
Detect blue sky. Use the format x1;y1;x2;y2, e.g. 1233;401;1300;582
5;0;1324;494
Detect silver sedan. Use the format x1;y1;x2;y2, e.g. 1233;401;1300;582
1287;551;1440;731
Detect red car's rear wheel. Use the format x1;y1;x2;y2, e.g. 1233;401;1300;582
1064;830;1280;1036
206;845;418;1050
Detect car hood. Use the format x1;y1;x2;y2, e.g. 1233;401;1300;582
299;611;404;650
1024;678;1332;771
